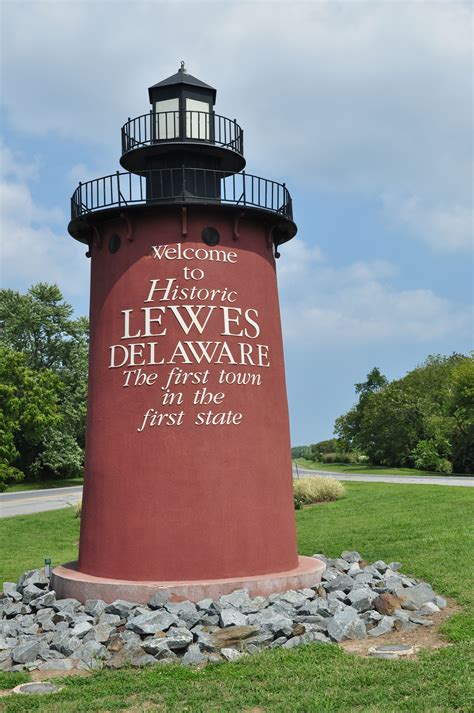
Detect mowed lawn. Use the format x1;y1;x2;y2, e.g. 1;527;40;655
0;482;473;712
294;458;469;477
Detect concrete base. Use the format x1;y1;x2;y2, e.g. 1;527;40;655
52;557;326;604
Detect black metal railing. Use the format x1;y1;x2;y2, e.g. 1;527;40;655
121;111;243;156
71;168;292;222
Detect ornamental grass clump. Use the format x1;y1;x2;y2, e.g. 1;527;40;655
294;477;345;506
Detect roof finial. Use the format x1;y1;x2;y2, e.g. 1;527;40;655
179;60;186;74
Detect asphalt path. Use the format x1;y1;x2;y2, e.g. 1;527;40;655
292;466;474;487
1;469;473;518
0;486;83;518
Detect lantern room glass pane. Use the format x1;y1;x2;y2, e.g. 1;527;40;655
154;99;179;139
186;99;209;140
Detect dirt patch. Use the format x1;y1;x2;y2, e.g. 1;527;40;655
29;667;91;681
340;599;460;658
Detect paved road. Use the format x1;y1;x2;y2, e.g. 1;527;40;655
0;486;83;518
1;468;473;518
292;466;474;487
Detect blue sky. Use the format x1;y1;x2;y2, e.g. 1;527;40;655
1;0;472;446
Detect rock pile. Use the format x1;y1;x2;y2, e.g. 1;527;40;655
0;552;447;671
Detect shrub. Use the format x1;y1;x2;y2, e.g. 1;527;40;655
0;463;25;492
412;440;453;474
293;477;345;506
321;452;354;464
70;498;82;518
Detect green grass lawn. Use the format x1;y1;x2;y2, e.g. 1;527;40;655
1;482;473;712
4;478;84;493
294;458;469;477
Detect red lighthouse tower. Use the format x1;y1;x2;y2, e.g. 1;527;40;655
53;65;324;602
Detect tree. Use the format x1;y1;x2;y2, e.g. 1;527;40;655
335;367;388;449
448;357;474;473
0;347;62;488
0;284;89;483
334;353;474;473
0;283;88;443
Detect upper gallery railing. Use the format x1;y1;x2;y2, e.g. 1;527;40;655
70;168;292;222
121;111;244;156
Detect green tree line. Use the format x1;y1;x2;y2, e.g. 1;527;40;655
293;355;474;474
0;284;88;490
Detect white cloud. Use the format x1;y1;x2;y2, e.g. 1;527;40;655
278;237;472;343
0;150;88;297
382;192;473;252
0;1;471;252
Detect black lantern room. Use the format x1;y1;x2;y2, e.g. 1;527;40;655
69;64;296;248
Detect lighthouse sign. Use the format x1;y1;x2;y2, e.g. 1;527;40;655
107;242;271;431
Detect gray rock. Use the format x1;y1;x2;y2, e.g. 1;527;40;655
82;623;113;644
331;558;351;572
3;582;22;601
373;560;389;573
148;591;169;609
192;628;221;653
127;610;177;635
269;636;288;648
196;598;213;611
182;643;206;666
84;599;107;617
401;583;436;610
327;590;346;602
99;613;122;627
76;640;108;662
220;609;248;628
104;600;137;619
384;577;406;597
321;568;339;582
418;602;440;616
19;569;49;591
221;647;243;661
327;609;366;642
142;637;171;655
11;640;41;664
368;616;394;637
71;621;93;638
53;598;82;613
387;562;403;571
242;596;268;614
164;627;193;650
283;630;330;648
130;652;157;667
199;614;220;627
245;629;275;647
22;584;45;605
38;658;74;671
434;595;447;609
347;563;361;577
408;615;434;626
312;554;328;564
218;589;250;610
346;589;377;613
275;590;309;608
165;602;200;628
31;591;56;610
35;612;57;632
352;572;375;587
2;601;28;618
256;608;293;636
341;551;361;563
323;574;354;593
51;633;82;657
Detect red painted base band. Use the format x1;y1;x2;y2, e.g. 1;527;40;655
51;557;325;604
